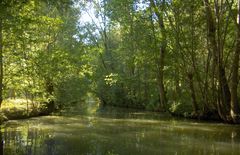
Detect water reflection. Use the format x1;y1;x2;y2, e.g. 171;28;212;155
1;106;240;155
0;127;3;155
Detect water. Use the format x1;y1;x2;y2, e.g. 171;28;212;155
1;103;240;155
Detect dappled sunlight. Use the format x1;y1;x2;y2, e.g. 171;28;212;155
0;98;50;125
2;99;29;109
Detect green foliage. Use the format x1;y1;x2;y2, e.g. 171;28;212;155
1;0;89;109
55;76;90;107
78;0;240;121
1;0;240;122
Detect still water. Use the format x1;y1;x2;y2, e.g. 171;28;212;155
1;103;240;155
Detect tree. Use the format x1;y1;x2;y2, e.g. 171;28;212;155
149;0;167;110
0;6;3;107
230;0;240;123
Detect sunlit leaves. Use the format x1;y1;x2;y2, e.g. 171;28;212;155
2;0;86;104
104;73;118;86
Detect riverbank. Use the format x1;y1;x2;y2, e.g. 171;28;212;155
101;102;222;123
0;98;223;125
0;99;52;124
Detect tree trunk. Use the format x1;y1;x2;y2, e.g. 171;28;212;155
158;46;166;109
150;0;167;109
188;72;198;114
230;0;240;123
0;17;3;107
46;79;54;97
203;0;231;121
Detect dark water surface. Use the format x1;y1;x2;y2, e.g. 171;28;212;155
1;103;240;155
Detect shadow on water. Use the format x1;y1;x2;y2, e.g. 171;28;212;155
1;99;240;155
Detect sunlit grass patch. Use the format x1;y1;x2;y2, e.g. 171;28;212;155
2;99;32;113
0;98;49;122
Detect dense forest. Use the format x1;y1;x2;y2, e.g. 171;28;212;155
0;0;240;124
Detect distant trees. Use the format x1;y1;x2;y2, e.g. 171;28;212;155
80;0;240;123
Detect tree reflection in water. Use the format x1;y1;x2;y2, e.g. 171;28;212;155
1;107;240;155
0;127;3;155
0;123;55;155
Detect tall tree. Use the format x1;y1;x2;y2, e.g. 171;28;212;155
203;0;231;121
0;8;3;107
149;0;167;109
230;0;240;123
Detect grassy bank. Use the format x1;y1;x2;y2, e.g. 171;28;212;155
0;99;52;124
